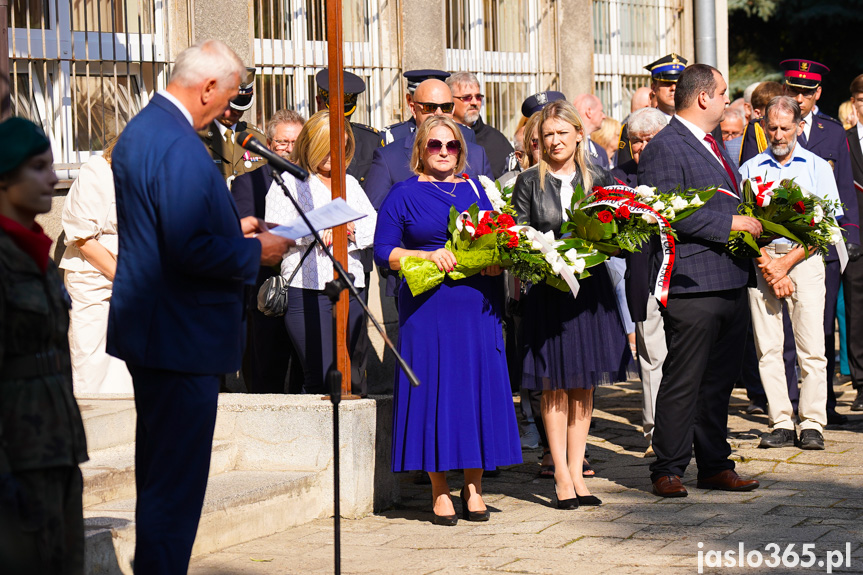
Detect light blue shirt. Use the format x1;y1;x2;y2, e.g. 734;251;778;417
739;141;843;245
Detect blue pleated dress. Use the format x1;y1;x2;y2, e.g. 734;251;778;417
374;176;523;473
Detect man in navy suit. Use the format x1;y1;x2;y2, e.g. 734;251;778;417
108;40;290;574
364;79;494;211
638;64;762;498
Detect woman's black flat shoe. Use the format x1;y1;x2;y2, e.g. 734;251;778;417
432;495;458;526
460;489;490;522
576;494;602;506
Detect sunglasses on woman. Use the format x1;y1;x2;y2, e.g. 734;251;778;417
426;138;462;155
414;101;455;114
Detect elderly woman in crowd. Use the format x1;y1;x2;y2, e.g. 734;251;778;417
513;100;628;509
264;110;376;395
60;136;133;395
0;118;88;575
374;115;521;526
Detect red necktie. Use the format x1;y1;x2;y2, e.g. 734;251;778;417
704;133;738;190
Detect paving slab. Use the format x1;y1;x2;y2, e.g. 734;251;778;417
190;381;863;574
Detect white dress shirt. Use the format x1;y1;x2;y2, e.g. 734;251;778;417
265;173;377;289
675;114;728;173
157;89;193;126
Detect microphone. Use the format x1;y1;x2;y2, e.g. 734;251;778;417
237;132;309;181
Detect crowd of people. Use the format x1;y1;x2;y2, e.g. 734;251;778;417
3;37;863;573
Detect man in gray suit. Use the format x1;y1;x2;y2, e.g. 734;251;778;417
638;64;762;498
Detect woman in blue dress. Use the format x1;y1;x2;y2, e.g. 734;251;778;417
512;101;629;510
374;116;522;526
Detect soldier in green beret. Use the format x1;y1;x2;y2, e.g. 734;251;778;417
0;117;88;575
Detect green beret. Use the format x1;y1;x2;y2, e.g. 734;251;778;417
0;117;51;175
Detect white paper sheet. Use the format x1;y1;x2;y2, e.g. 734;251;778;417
267;197;367;240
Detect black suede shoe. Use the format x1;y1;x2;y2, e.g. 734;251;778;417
797;429;825;450
759;428;796;448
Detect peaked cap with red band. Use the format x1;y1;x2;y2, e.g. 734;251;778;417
780;59;829;90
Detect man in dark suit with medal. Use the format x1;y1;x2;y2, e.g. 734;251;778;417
780;59;862;425
638;64;762;497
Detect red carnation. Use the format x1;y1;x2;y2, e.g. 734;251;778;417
476;223;493;236
615;205;631;219
597;210;614;223
497;213;515;227
794;201;805;214
480;213;495;226
506;231;519;248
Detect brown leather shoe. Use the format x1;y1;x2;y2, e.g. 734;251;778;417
696;469;759;491
652;475;688;498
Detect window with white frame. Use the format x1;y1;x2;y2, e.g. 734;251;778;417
445;0;559;141
251;0;401;131
592;0;685;121
8;0;170;163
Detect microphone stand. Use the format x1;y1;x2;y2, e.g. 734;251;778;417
269;167;420;575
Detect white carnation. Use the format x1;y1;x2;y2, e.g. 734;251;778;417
569;258;586;274
813;204;824;224
635;185;655;198
671;196;688;211
663;209;676;220
830;226;844;245
689;195;704;207
564;248;580;263
651;200;666;211
642;213;658;224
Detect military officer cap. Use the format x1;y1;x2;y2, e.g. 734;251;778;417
316;68;366;117
0;117;51;175
521;91;566;117
645;53;688;82
230;68;257;111
403;69;451;93
781;59;829;90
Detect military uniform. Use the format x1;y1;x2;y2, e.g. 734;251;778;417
347;121;384;188
199;120;267;188
0;225;88;575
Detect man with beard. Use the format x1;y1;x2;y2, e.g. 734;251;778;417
446;71;514;179
740;96;844;450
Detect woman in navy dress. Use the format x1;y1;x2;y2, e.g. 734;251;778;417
374;116;522;526
512;101;629;510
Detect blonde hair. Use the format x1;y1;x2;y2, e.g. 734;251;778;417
290;110;355;174
410;116;467;176
537;100;592;192
522;111;543;169
591;117;622;151
839;100;857;131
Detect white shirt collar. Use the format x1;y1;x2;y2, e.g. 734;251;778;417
856;122;863;141
675;114;708;142
157;89;193;126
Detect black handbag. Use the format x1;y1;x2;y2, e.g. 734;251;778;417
256;244;314;317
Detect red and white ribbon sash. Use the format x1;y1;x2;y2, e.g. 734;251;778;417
585;185;676;306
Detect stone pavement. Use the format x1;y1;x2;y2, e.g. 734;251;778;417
189;380;863;574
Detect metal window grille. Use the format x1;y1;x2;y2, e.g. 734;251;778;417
251;0;402;132
8;0;171;167
445;0;559;142
592;0;685;121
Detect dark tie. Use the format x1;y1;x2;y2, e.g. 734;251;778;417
704;133;738;190
799;128;808;147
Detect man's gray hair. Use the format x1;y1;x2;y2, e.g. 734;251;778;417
723;106;746;124
627;107;668;138
266;109;305;140
446;71;480;92
765;95;803;125
170;40;246;89
743;82;760;105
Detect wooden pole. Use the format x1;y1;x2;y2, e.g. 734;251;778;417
326;0;352;397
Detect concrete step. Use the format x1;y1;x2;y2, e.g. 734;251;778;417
78;398;137;452
84;469;324;575
81;440;236;508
